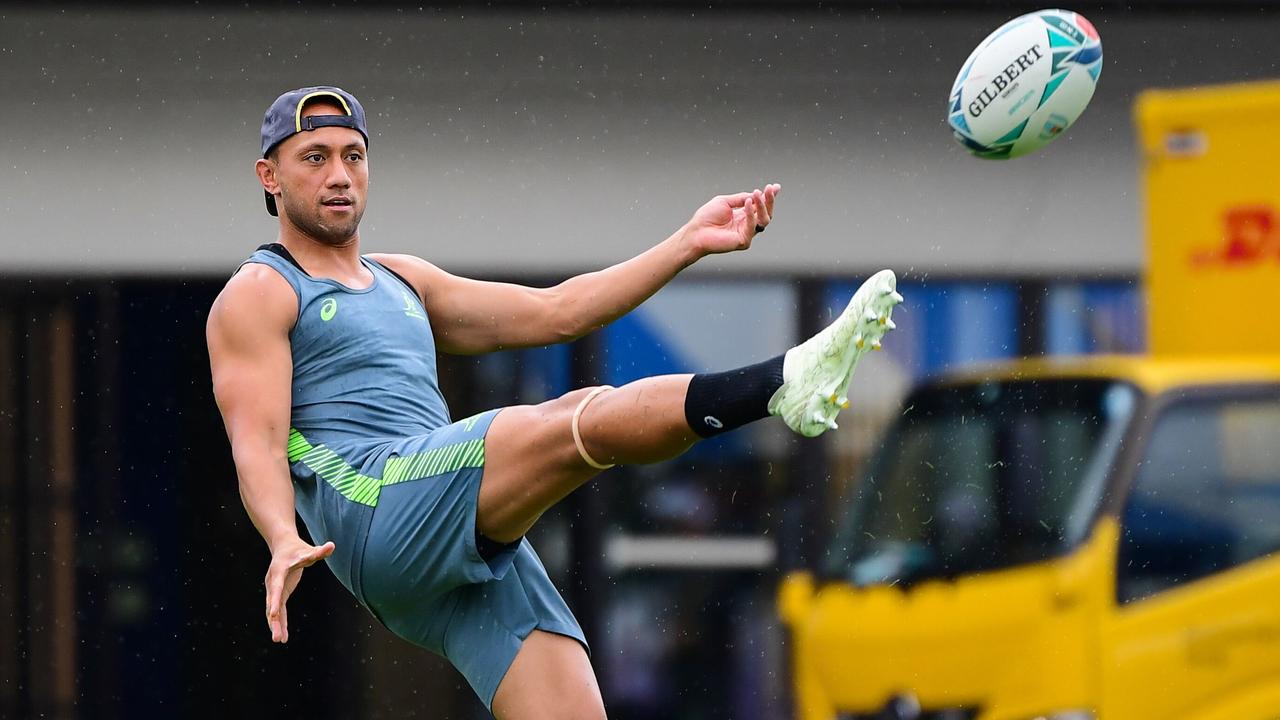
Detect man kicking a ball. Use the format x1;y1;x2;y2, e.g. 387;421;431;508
207;86;901;718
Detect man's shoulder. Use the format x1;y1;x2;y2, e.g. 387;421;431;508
210;262;299;331
224;260;297;299
366;252;427;271
366;253;442;297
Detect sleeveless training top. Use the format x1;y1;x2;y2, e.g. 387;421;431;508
240;245;452;600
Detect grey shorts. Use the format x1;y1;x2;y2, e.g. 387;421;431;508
359;410;587;708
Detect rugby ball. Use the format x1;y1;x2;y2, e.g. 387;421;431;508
948;9;1102;159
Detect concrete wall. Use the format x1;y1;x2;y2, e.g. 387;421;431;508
2;6;1276;277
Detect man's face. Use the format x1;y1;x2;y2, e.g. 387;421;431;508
265;102;369;246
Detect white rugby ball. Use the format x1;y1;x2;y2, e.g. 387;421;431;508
948;9;1102;159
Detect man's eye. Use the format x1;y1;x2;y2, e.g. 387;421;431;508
347;153;363;162
305;154;323;163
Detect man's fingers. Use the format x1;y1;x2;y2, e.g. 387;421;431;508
267;600;282;642
293;541;336;570
715;191;752;208
716;184;779;211
746;193;765;230
266;573;283;618
753;189;771;227
261;541;334;645
266;570;293;643
267;606;286;643
712;184;780;217
266;572;284;638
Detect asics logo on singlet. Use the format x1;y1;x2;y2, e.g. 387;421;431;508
320;298;338;322
401;290;426;320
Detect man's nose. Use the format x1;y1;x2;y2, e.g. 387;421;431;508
325;162;352;188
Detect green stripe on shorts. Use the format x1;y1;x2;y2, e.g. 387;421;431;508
383;438;485;486
286;428;486;506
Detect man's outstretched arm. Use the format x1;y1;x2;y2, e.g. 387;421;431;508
371;183;779;354
206;265;333;644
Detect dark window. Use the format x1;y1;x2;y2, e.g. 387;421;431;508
826;380;1137;586
1118;394;1280;604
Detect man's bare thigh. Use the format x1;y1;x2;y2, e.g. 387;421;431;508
491;630;605;720
476;388;600;543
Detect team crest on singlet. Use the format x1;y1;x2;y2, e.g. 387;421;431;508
401;290;426;321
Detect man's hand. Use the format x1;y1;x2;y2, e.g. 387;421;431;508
264;537;336;643
684;183;780;257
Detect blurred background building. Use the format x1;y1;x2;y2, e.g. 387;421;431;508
0;1;1273;718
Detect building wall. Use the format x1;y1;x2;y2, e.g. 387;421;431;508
2;6;1275;276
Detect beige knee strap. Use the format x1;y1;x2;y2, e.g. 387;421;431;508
572;385;615;470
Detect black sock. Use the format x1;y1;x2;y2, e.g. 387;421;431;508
684;355;785;438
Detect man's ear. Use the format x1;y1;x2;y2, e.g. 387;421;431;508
255;158;278;194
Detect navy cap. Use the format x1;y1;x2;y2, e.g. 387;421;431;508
260;86;369;216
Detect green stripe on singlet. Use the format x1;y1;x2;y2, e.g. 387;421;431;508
286;429;487;506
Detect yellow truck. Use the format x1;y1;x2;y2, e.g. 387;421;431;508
778;82;1280;720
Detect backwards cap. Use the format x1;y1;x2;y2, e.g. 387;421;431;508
259;86;369;216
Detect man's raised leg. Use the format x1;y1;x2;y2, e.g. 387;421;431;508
477;374;700;542
475;269;902;545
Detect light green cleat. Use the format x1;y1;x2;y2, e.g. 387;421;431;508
767;269;903;437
